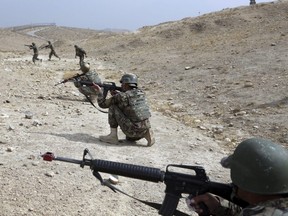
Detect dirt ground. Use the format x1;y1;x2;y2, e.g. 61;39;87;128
1;1;288;216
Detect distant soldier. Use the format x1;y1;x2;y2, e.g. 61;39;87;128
250;0;256;5
44;41;60;61
25;42;42;64
74;45;87;66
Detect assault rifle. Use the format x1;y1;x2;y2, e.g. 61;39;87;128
24;44;32;48
54;73;86;86
42;149;248;216
75;80;122;95
41;45;50;49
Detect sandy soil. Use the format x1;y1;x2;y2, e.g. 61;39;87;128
0;1;287;215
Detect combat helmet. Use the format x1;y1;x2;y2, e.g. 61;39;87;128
221;138;288;195
32;42;35;46
80;62;90;73
120;73;138;87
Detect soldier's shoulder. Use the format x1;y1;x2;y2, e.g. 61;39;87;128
243;198;288;216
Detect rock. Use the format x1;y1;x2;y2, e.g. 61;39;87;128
6;147;14;152
0;113;9;118
234;111;247;116
198;126;206;130
8;125;15;131
212;126;224;134
224;137;231;143
25;111;33;119
244;82;254;88
32;120;42;126
45;171;55;177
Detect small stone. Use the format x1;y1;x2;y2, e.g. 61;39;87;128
25;111;33;119
45;171;55;177
8;125;15;131
198;126;206;130
6;147;14;152
32;120;42;126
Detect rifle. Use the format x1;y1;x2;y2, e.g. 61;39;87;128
40;44;49;50
75;80;122;96
54;73;86;86
24;44;32;48
42;149;248;216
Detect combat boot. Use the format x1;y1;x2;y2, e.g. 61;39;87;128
99;128;118;144
144;129;155;147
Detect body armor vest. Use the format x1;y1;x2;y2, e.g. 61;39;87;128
125;89;151;122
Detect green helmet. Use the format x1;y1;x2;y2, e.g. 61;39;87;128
80;62;90;73
120;73;138;87
221;138;288;195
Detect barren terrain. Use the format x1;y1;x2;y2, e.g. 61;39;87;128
1;1;288;215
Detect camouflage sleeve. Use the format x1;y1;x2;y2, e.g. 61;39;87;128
97;92;128;109
212;206;234;216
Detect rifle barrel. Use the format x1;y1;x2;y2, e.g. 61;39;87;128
54;156;91;165
92;159;165;183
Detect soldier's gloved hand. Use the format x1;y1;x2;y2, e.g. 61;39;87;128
187;193;220;215
91;83;102;94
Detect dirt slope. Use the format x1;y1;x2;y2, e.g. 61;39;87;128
0;1;287;215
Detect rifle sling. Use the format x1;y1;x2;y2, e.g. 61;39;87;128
102;180;190;216
83;94;108;114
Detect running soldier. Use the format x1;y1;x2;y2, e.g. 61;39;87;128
26;42;42;64
74;45;87;66
92;73;155;146
44;41;60;61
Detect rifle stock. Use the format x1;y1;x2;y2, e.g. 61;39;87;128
42;149;248;216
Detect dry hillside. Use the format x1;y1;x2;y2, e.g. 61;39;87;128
2;1;287;147
0;1;288;216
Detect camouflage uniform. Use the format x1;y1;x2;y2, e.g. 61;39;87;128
74;70;102;101
29;43;42;63
97;88;152;139
74;45;87;66
213;138;288;216
45;41;60;60
214;198;288;215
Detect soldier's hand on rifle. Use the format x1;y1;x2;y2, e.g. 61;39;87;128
187;193;220;215
110;90;119;96
91;83;102;94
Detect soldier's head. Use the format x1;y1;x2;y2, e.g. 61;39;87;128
80;62;90;73
221;138;288;196
32;42;35;46
74;45;78;48
48;41;51;44
120;73;138;89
